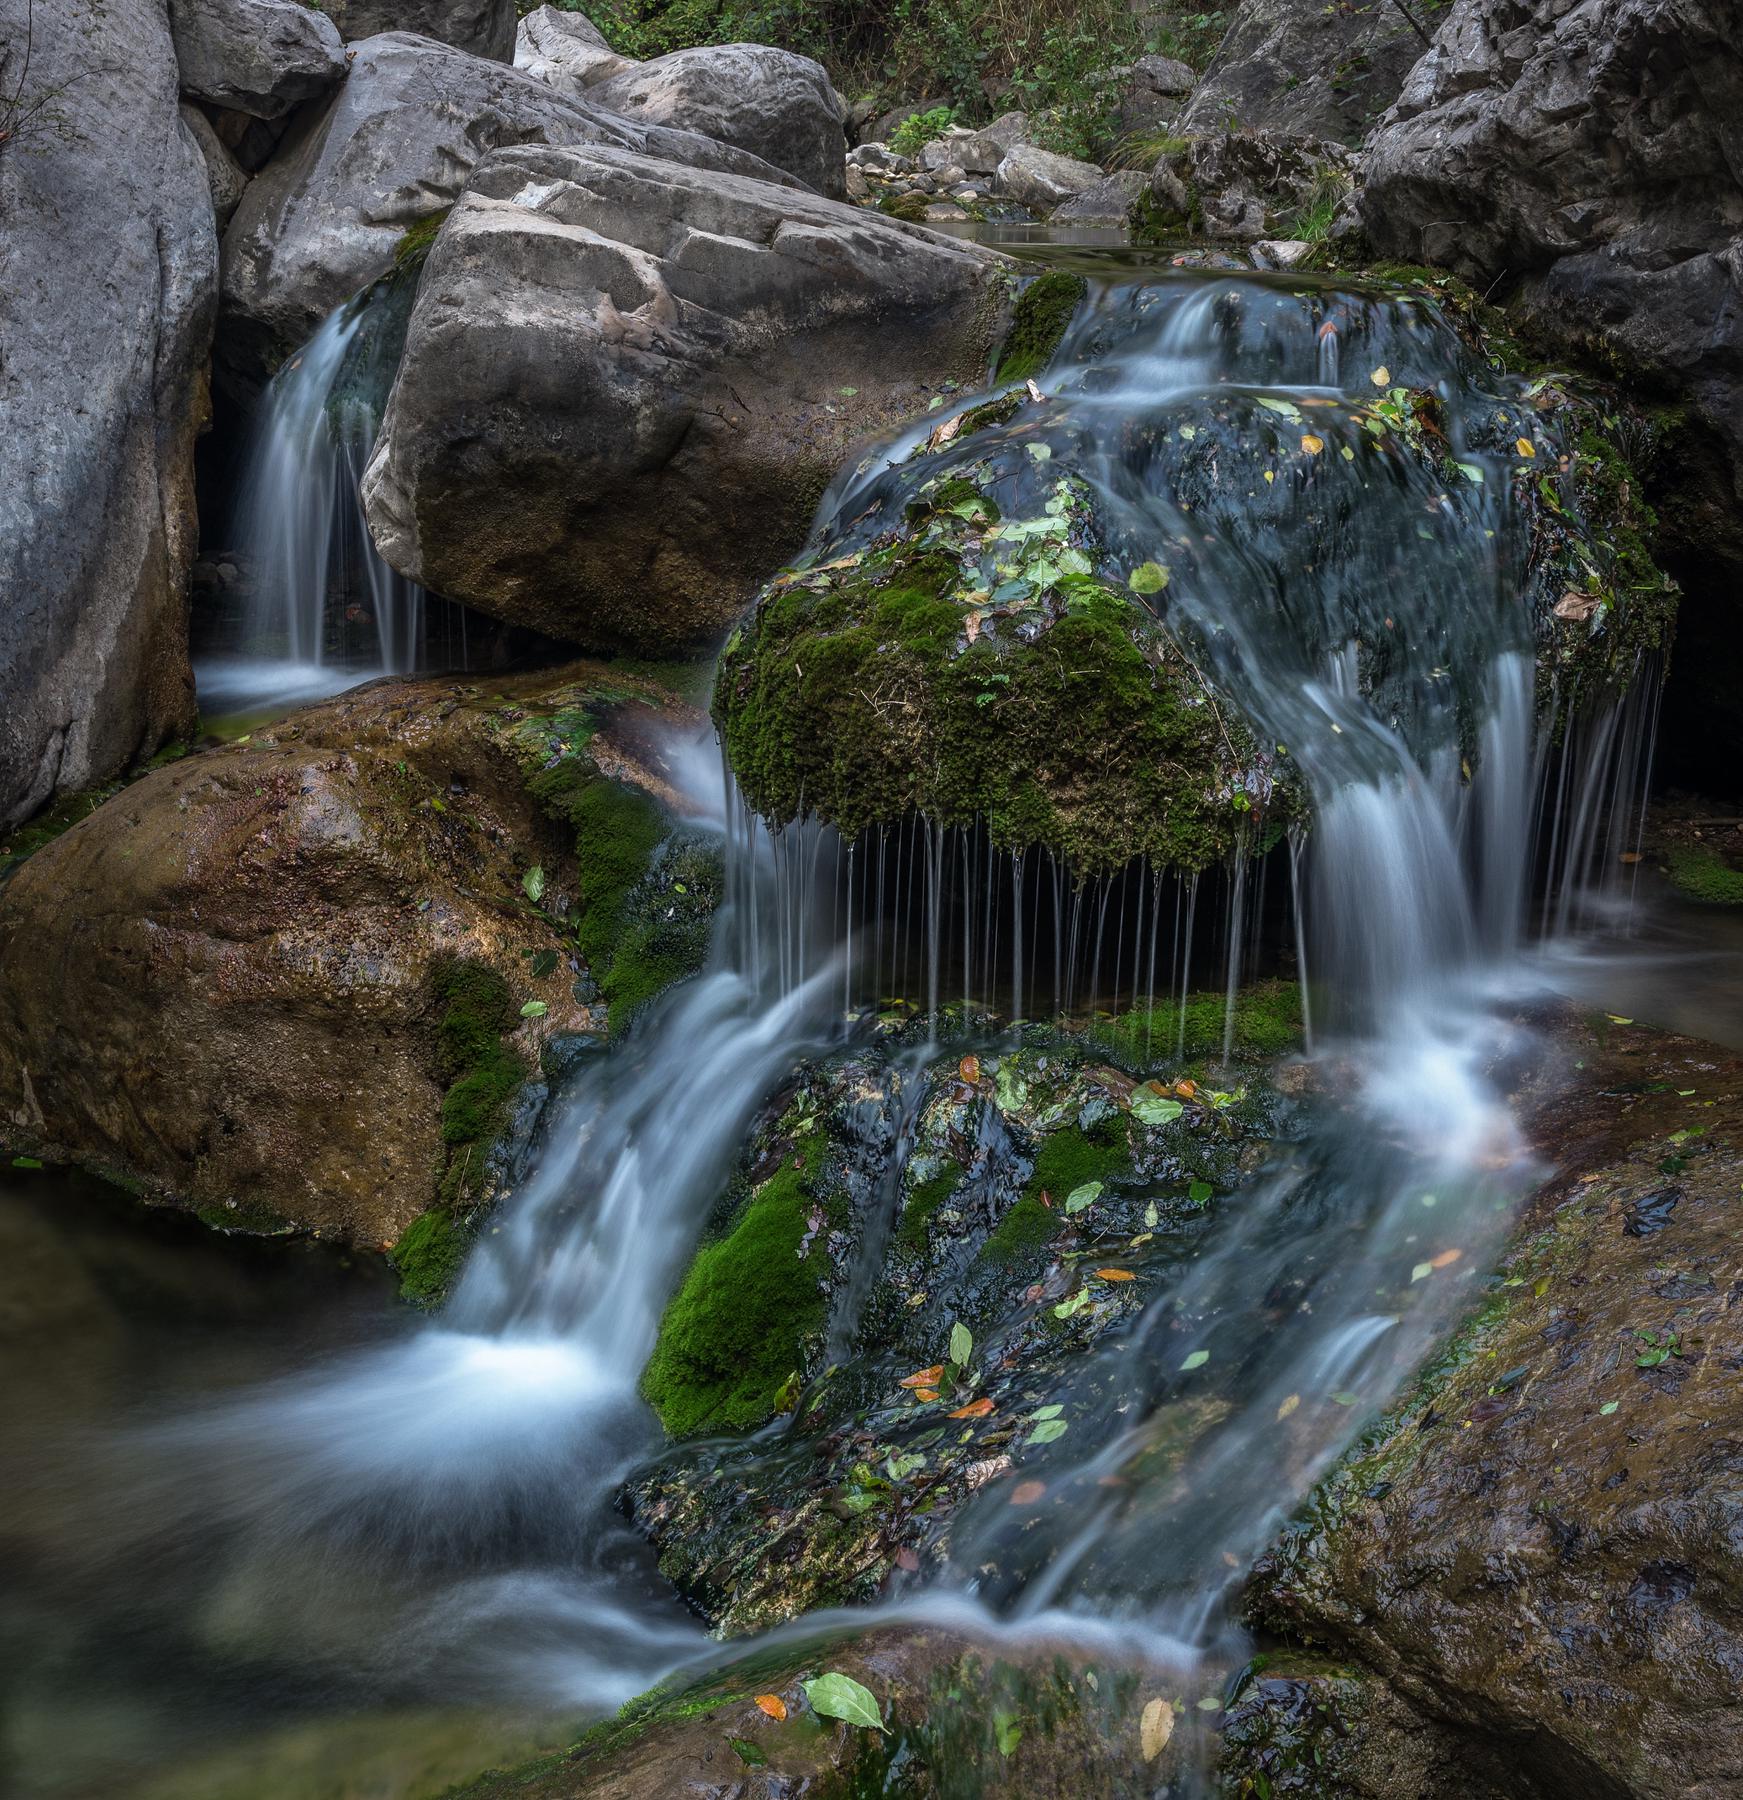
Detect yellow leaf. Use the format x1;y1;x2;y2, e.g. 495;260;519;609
1263;470;1275;483
1140;1696;1175;1761
1300;433;1324;455
1371;366;1390;386
1276;1393;1300;1420
755;1694;788;1721
1516;437;1536;457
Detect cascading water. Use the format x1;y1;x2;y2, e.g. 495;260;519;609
196;285;448;719
13;270;1670;1796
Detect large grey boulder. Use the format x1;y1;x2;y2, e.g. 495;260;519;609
514;3;635;92
0;0;213;830
181;102;250;227
318;0;515;61
994;143;1102;212
1358;0;1743;556
218;31;799;389
589;43;848;198
1179;0;1426;142
361;144;1013;653
168;0;347;118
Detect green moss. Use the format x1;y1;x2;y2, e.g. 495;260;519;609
876;190;930;224
1086;980;1304;1071
995;271;1087;384
388;1207;467;1304
897;1167;959;1253
433;961;515;1076
393;206;452;275
981;1121;1127;1265
0;742;193;878
715;465;1283;878
642;1133;833;1438
1665;843;1743;905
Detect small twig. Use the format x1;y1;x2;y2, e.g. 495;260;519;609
1389;0;1436;47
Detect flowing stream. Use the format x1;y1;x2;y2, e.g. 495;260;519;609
5;270;1672;1794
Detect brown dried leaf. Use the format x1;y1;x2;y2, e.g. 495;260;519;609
1140;1697;1175;1761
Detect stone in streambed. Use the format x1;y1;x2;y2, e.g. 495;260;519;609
514;3;637;93
0;665;710;1257
168;0;347;119
319;0;517;60
994;142;1103;212
360;143;1015;655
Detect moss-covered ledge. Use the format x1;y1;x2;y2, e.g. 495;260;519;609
714;456;1287;878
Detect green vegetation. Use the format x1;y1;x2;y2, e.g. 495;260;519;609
641;1131;834;1437
982;1119;1126;1264
569;0;1229;161
1085;979;1304;1071
897;1165;960;1252
716;457;1285;877
0;740;190;879
994;271;1087;384
393;207;452;274
890;105;955;156
388;1208;468;1304
1665;843;1743;905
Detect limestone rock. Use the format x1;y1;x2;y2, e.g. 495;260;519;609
1252;237;1314;269
994;142;1103;212
1051;168;1150;228
360;144;1013;655
0;0;213;830
1180;0;1426;142
218;31;797;390
590;43;848;197
1111;52;1197;135
318;0;515;60
181;101;249;227
514;2;635;93
955;109;1028;175
1186;129;1355;241
168;0;347;119
0;667;701;1248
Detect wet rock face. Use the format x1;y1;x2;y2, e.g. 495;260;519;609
1250;1013;1743;1799
514;3;636;92
589;43;849;197
0;0;212;832
360;143;1013;655
1358;0;1743;562
625;1022;1296;1635
216;31;797;392
1180;0;1428;143
0;666;706;1252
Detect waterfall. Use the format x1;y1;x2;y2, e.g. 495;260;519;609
58;271;1670;1789
197;288;441;718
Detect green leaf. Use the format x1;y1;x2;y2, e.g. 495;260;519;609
1053;1289;1093;1320
1029;1404;1064;1421
1131;1091;1184;1126
803;1673;886;1732
949;1321;973;1366
1180;1349;1210;1371
1025;442;1052;462
1188;1179;1213;1205
1455;461;1485;484
521;865;546;903
1411;1261;1433;1282
1063;1180;1102;1214
1128;561;1170;596
994;1710;1024;1756
531;949;559;979
995;1061;1029;1112
885;1451;926;1481
1257;396;1302;422
1330;1390;1360;1406
1028;1418;1069;1445
1599;1401;1620;1415
11;1155;42;1169
1636;1349;1670;1367
729;1738;767;1767
520;1000;549;1019
839;386;859;396
1144;1201;1159;1228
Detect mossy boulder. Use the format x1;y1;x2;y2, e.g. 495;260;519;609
0;663;712;1257
627;1015;1293;1634
1247;1008;1743;1798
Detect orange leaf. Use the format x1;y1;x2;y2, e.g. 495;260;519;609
755;1695;788;1721
959;1053;981;1083
1174;1078;1197;1099
1039;1188;1053;1209
949;1396;996;1418
1009;1479;1047;1506
1300;433;1324;455
915;1387;940;1402
1430;1248;1462;1270
899;1365;945;1388
1094;1267;1137;1282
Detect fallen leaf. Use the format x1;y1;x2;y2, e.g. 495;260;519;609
1174;1079;1198;1099
1277;1393;1300;1420
1132;1089;1185;1127
1064;1180;1102;1214
1300;433;1324;455
959;1053;981;1084
1607;1014;1633;1024
1026;378;1044;402
1009;1479;1047;1505
899;1365;945;1389
1599;1400;1620;1416
1516;437;1536;458
1411;1261;1433;1282
1370;366;1390;386
1128;561;1170;596
949;1397;995;1418
1554;590;1601;623
1140;1697;1175;1761
915;1387;940;1402
755;1695;788;1721
1180;1349;1210;1371
1430;1248;1462;1270
928;411;963;449
895;1546;921;1570
949;1321;973;1366
803;1672;886;1732
1028;1418;1068;1444
1095;1267;1137;1282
